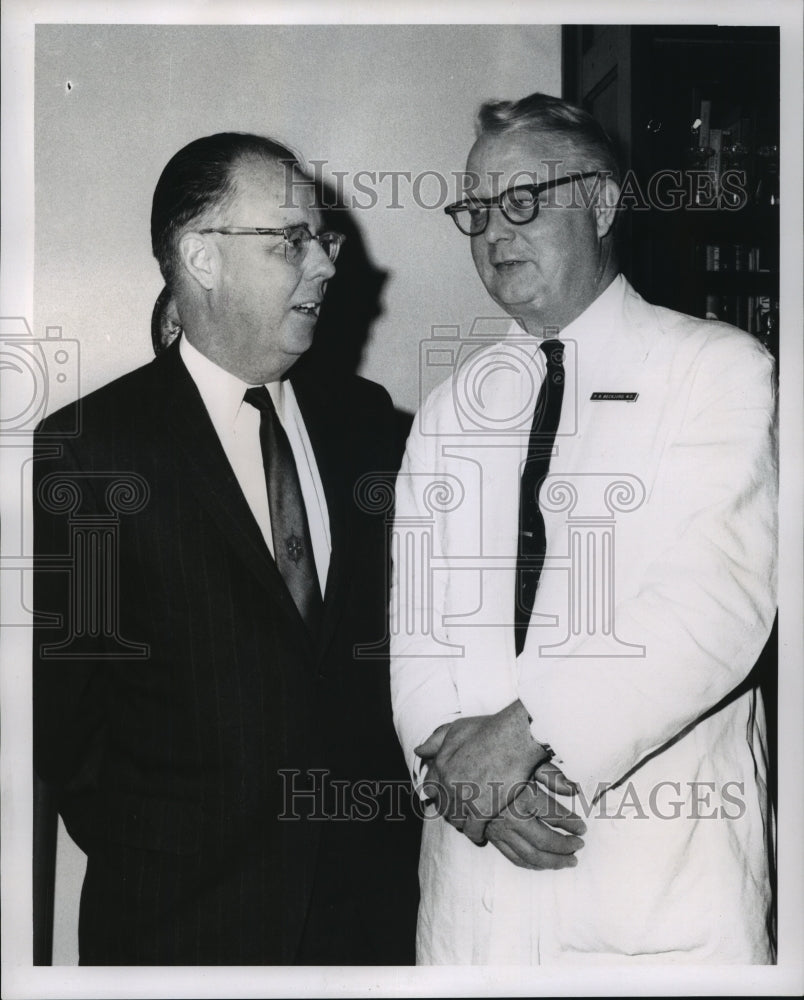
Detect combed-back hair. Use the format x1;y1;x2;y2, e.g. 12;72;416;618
476;92;621;185
151;132;301;288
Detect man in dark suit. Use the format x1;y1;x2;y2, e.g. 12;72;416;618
33;132;418;965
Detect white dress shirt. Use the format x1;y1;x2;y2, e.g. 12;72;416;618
180;335;330;594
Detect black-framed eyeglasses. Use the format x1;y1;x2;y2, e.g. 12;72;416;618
444;172;600;236
197;224;345;264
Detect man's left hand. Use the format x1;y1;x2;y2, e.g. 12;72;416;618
415;700;550;844
486;780;586;870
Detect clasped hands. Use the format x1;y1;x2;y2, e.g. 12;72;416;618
415;701;585;870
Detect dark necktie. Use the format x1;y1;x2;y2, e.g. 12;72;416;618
515;339;565;656
244;386;322;633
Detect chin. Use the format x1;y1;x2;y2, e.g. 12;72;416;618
492;277;541;302
279;341;315;375
295;331;316;356
495;292;545;317
278;326;315;357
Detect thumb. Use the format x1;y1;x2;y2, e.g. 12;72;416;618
414;723;451;759
532;760;579;797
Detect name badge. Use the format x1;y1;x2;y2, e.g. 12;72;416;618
590;392;639;402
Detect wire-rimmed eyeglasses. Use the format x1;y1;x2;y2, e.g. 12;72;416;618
197;224;345;264
444;172;600;236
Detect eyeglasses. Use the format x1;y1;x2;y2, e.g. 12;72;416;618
444;172;600;236
197;224;345;264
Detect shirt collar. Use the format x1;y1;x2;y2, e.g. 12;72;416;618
506;273;624;338
558;272;626;346
505;273;627;373
180;334;280;430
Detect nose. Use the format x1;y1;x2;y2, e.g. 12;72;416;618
304;237;337;280
482;205;514;244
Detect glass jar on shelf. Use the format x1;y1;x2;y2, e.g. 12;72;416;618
683;144;714;207
721;142;750;208
754;145;779;208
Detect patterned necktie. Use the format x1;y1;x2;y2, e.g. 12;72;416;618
515;339;565;656
244;386;322;633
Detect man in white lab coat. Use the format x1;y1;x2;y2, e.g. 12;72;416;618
390;92;777;964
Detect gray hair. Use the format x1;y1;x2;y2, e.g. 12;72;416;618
476;92;621;184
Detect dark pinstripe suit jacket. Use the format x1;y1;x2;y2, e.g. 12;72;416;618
33;341;418;965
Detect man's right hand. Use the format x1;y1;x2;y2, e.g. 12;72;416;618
485;781;586;871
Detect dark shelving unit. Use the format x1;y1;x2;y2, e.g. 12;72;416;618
563;25;780;357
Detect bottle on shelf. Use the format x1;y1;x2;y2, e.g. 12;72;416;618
754;145;779;208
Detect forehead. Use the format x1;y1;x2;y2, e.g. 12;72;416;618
465;130;583;194
224;156;321;223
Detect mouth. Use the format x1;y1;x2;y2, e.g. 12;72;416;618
493;259;529;271
291;301;321;317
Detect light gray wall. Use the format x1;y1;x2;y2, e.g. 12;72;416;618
36;23;560;413
35;22;561;963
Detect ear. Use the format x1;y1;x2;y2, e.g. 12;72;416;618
178;232;216;291
593;175;620;240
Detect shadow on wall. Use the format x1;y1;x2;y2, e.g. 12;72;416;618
306;185;388;379
150;177;414;452
298;179;414;451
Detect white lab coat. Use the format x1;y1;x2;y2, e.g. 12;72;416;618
391;276;777;964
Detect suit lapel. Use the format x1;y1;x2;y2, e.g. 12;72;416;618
153;343;314;653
